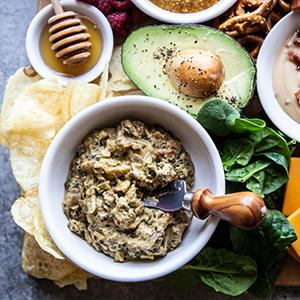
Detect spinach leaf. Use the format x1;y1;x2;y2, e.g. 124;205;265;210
225;160;271;183
230;210;297;297
197;99;239;136
230;118;266;133
250;128;291;160
243;161;288;197
224;149;289;196
258;152;289;173
259;210;297;251
183;248;257;296
263;166;288;195
245;170;265;196
197;99;266;136
231;211;296;254
222;139;254;171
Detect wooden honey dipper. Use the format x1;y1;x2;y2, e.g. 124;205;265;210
48;0;91;65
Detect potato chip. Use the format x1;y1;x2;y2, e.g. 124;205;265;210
0;68;41;146
33;205;64;260
20;79;72;133
9;135;50;190
11;189;64;259
109;46;139;92
11;188;38;235
22;233;77;281
69;81;100;117
0;68;41;123
1;95;56;141
110;90;145;97
54;269;92;290
99;63;109;101
2;48;146;289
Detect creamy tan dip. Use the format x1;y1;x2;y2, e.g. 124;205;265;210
273;30;300;123
63;120;194;262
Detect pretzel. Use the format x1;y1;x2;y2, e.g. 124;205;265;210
211;7;235;28
238;35;264;58
291;0;300;11
236;0;264;15
219;14;267;37
278;0;291;11
235;0;277;17
266;10;281;31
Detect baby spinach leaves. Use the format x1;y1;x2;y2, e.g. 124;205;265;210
222;139;254;171
230;210;297;298
196;99;239;136
182;247;257;296
191;100;296;297
197;99;292;198
197;99;265;136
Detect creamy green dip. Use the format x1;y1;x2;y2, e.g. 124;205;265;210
63;120;194;262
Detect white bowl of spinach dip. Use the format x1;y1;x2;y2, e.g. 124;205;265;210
39;95;225;282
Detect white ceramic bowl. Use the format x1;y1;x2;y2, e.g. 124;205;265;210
26;0;113;85
131;0;238;24
257;12;300;142
39;96;225;282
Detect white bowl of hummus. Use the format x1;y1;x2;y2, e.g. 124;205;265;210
257;12;300;142
39;96;225;282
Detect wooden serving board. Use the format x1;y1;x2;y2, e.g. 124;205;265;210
276;257;300;286
36;0;300;288
38;0;49;11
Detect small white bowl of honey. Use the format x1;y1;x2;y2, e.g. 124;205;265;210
26;0;113;85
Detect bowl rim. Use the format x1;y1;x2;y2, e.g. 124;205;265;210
39;96;225;282
131;0;238;24
26;0;113;85
257;12;300;142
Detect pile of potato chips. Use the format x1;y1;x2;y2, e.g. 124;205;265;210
0;46;143;289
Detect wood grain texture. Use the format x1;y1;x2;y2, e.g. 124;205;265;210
191;188;266;230
276;257;300;286
37;0;49;11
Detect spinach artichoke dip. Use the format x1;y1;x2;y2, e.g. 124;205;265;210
63;120;194;262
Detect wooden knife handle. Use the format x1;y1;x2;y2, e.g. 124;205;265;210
191;188;267;230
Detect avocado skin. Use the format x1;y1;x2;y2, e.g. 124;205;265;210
122;25;256;117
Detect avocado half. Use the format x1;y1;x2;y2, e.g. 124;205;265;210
122;25;256;117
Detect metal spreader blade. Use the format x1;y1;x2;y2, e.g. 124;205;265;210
143;180;187;212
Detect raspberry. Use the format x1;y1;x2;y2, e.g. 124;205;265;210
107;11;128;33
111;0;133;11
94;0;115;16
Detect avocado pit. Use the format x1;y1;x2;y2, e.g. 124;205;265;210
166;48;224;98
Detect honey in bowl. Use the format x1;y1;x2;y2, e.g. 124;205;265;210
149;0;219;13
40;16;102;77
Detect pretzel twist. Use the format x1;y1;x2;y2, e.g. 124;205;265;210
219;14;267;37
236;0;277;17
266;10;281;31
238;35;264;58
217;0;292;57
278;0;290;11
